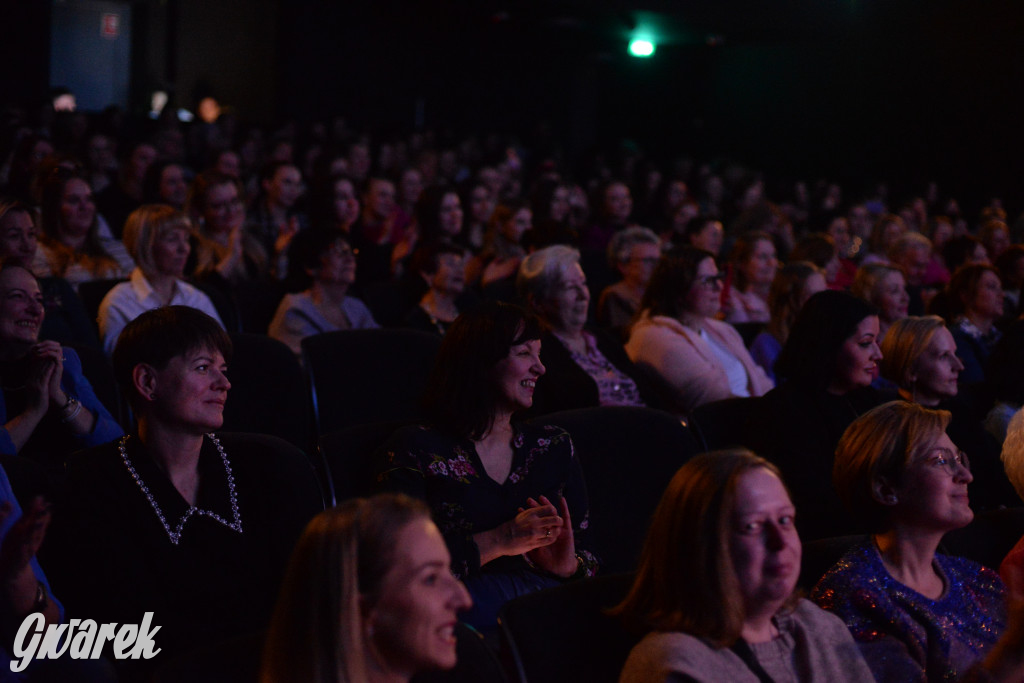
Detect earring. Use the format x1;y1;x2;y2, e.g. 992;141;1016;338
886;495;898;504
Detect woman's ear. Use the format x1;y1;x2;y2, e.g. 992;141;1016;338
132;363;158;402
871;477;899;506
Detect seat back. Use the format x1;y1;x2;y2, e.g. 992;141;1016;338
529;407;697;574
688;396;762;453
319;419;418;503
499;574;638;683
302;329;441;436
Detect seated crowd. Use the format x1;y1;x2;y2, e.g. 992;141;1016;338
4;103;1024;682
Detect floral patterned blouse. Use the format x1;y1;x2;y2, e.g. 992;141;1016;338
375;422;598;580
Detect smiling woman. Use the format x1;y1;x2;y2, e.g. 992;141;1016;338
375;301;597;631
262;494;472;683
41;306;323;679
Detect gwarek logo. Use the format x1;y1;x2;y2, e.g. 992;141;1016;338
10;612;161;673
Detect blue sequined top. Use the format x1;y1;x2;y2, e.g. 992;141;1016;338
811;541;1006;682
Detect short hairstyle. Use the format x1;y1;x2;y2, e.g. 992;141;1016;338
186;170;244;228
833;401;951;533
112;306;232;409
409;240;464;278
886;231;932;262
422;301;542;439
765;261;823;346
261;493;431;683
612;450;795;646
789;233;836;271
729;230;773;290
640;245;714;319
606;226;661;269
851;262;903;306
286;228;351;292
879;316;947;391
774;290;878;391
121;204;192;274
1001;410;1024;503
947;263;1000;319
517;245;581;305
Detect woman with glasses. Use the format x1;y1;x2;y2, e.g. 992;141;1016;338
187;170;269;285
625;245;772;418
812;401;1024;682
597;226;662;334
268;228;377;358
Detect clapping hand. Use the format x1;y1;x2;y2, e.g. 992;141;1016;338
524;495;578;578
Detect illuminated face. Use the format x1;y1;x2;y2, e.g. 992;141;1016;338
741;239;778;288
150;227;191;278
366;180;397;220
691;220;723;257
332;178;360;227
159;165;188;208
60;178;96;237
438;193;463;237
501;208;532;243
317;239;357;286
0;210;38;268
685;257;723;319
493;338;545;413
874;271;910;324
910;327;963;405
367;518;472;679
889;432;973;533
829;315;882;394
265;166;303;209
620;242;661;288
203;182;244;234
729;468;801;620
0;267;44;347
605;183;632;223
147;347;231;433
967;270;1003;320
428;252;465;297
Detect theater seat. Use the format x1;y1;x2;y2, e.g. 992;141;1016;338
499;574;638;683
529;406;697;574
688;396;762;453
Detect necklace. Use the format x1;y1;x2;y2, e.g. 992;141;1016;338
119;433;243;545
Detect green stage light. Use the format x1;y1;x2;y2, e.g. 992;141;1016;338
628;39;655;57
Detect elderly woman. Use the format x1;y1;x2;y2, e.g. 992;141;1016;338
851;262;910;341
749;262;826;383
262;493;472;683
375;301;597;631
33;167;134;289
0;199;97;347
947;264;1004;386
626;246;772;418
42;306;322;679
98;205;223;355
268;228;378;358
597;226;662;332
746;290;885;539
518;245;653;415
813;401;1024;682
616;450;875;683
724;231;777;324
0;264;121;461
404;241;470;336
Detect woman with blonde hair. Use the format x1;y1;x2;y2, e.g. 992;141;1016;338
813;401;1024;682
262;493;472;683
98;205;223;355
851;261;909;341
616;450;873;682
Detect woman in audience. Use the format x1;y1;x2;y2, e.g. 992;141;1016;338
98;205;223;355
309;173;360;236
851;261;910;341
626;245;772;418
461;182;495;253
0;198;98;347
466;201;531;289
188;170;269;285
813;401;1024;682
597;226;662;333
985;320;1024;443
519;245;654;415
860;213;906;266
746;290;885;539
947;263;1004;386
43;306;322;680
375;301;597;631
0;264;121;461
268;228;378;358
749;261;826;383
582;181;632;251
262;493;471;683
34;167;134;289
141;160;189;210
404;241;470;336
724;230;777;324
682;215;724;259
615;449;875;683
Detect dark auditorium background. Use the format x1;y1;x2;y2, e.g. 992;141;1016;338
4;0;1024;209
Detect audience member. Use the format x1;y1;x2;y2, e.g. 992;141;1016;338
946;264;1003;386
850;262;909;341
404;241;470;336
724;230;777;324
749;261;826;383
597;226;661;333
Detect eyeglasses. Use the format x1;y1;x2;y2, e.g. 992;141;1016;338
695;273;726;289
918;448;970;475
